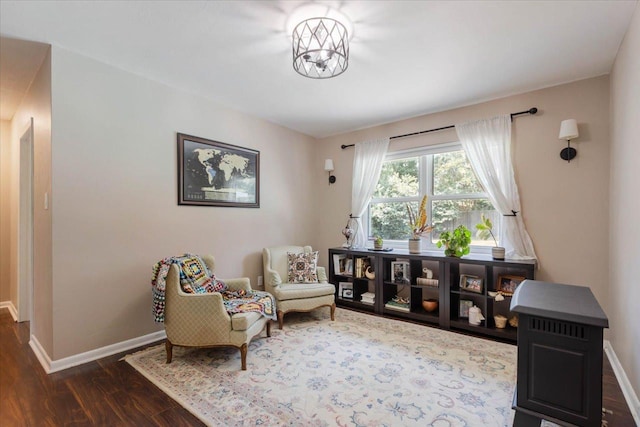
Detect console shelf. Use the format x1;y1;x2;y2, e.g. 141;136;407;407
328;247;536;343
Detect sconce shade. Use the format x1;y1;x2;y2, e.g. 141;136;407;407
559;119;579;140
324;159;334;172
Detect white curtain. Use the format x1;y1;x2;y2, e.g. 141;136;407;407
455;115;537;260
351;138;390;248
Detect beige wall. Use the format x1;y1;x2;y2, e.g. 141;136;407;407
610;4;640;400
49;46;317;360
315;76;611;316
0;119;11;303
9;47;53;350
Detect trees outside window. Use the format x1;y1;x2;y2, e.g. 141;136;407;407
368;144;499;250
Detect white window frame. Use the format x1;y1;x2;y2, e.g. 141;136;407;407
365;142;497;254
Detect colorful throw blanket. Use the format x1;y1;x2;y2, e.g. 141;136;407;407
152;254;276;323
221;289;276;320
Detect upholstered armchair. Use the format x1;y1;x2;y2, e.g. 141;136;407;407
262;245;335;329
164;255;270;370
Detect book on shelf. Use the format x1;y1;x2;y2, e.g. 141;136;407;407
416;278;439;287
385;300;410;312
360;292;375;304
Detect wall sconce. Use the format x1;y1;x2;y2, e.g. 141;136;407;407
324;159;336;184
558;119;579;163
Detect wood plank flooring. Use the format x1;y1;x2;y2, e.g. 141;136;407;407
0;308;635;426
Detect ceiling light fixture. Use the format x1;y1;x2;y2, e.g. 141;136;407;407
292;17;349;79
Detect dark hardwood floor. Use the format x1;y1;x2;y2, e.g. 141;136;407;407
0;308;635;426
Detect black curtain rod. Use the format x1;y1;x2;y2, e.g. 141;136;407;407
340;107;538;149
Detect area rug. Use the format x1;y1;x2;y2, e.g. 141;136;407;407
125;308;517;426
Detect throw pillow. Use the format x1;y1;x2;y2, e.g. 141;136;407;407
287;251;318;283
178;255;227;294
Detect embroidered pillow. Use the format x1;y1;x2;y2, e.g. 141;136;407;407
178;255;227;294
287;251;318;283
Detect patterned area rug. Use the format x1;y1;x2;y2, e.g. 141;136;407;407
125;308;517;426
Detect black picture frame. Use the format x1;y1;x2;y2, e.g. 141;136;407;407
177;133;260;207
459;299;473;318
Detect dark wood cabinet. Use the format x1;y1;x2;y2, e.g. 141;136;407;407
328;247;536;342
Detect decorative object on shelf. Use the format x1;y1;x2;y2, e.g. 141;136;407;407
324;159;336;184
495;293;505;302
494;314;507;329
292;17;349;79
459;299;473;318
475;213;505;260
406;195;434;254
364;266;375;280
496;275;525;296
422;299;438;312
332;254;346;275
435;225;471;257
391;261;410;284
360;292;375;305
459;274;483;294
422;268;433;279
374;236;383;250
338;282;353;299
341;214;359;249
558;118;579;163
508;314;518;328
385;296;410;312
469;305;485;326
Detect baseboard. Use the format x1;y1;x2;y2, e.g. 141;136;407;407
604;340;640;425
29;329;167;374
0;301;18;321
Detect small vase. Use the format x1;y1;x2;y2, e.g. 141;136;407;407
492;247;505;260
408;238;421;254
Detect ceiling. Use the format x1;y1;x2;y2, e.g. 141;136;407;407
0;1;637;138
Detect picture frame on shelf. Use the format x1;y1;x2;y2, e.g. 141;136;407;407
391;261;410;284
460;274;483;294
333;254;347;275
338;282;353;299
459;299;473;318
496;275;525;296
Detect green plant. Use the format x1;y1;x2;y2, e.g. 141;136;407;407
436;225;472;257
374;235;383;247
475;214;498;246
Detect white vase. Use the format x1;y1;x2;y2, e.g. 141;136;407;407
492;247;505;260
408;238;421;254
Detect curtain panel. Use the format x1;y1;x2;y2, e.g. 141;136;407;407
455;115;537;260
351;138;390;248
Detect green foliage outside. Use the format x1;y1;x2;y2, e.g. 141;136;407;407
370;151;498;244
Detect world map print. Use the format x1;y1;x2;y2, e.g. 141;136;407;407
182;138;257;204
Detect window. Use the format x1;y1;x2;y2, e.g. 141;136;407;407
368;143;499;250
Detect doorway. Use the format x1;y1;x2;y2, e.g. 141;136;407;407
18;118;34;325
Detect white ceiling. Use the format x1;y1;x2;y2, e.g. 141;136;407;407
0;1;637;137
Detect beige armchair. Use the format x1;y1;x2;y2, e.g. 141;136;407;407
164;255;270;370
262;245;335;329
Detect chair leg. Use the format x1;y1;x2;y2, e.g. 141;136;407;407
330;303;336;321
277;310;284;329
240;343;248;371
266;320;271;337
165;340;173;364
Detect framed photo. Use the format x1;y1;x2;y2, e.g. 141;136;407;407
338;282;353;299
460;275;483;294
459;299;473;318
496;275;525;295
333;254;347;275
177;133;259;207
391;261;410;284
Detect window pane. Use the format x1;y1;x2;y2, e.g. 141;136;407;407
431;199;499;246
370;201;418;240
373;158;419;198
433;151;484;195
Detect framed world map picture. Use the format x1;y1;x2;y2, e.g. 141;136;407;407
177;133;260;207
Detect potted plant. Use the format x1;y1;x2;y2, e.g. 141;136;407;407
475;214;505;260
374;235;384;250
406;195;433;254
436;225;471;257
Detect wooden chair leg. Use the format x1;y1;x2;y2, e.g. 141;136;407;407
277;310;284;329
165;340;173;364
240;343;248;371
266;320;271;337
330;303;336;321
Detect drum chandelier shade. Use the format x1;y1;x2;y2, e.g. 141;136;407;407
292;17;349;79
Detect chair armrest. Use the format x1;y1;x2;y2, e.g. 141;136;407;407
224;277;252;292
168;290;230;324
317;266;328;283
264;267;282;290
